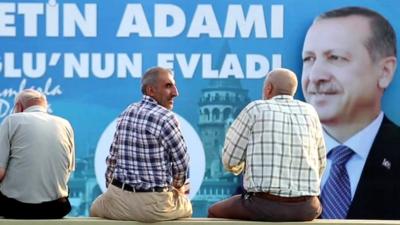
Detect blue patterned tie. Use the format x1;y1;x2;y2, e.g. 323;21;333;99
321;145;354;219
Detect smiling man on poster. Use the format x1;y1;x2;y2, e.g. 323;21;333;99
302;6;400;219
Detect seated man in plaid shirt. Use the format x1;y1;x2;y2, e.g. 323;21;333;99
90;67;192;222
208;68;326;221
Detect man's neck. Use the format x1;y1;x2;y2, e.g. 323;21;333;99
323;112;382;143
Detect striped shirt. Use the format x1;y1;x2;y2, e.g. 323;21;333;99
105;95;189;189
223;95;326;197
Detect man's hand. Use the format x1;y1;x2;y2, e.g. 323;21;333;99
176;179;190;195
226;161;245;175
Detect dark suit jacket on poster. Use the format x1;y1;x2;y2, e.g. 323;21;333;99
347;116;400;219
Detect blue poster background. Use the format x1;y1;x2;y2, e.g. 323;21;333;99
1;0;399;216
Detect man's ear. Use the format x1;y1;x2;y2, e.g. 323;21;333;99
378;56;397;89
146;85;155;97
13;102;23;113
264;83;273;99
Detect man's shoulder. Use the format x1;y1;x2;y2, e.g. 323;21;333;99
245;99;268;109
300;100;319;111
237;100;265;115
32;113;74;132
5;111;68;122
2;112;73;134
246;99;316;111
368;116;400;162
123;101;176;121
289;99;319;113
379;116;400;138
48;114;73;127
242;99;289;113
152;105;175;117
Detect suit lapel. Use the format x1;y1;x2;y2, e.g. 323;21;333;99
347;116;400;219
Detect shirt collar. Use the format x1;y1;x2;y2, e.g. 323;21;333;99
142;95;158;105
324;111;384;160
271;95;294;101
23;105;47;113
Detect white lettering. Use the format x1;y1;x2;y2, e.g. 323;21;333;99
202;54;219;78
22;53;46;78
64;4;97;37
176;54;200;79
246;54;268;78
64;53;89;78
4;53;21;78
0;78;62;118
159;53;280;79
0;3;97;37
188;5;221;38
92;53;114;78
64;53;143;78
224;5;267;38
0;99;11;118
116;4;151;37
157;53;175;69
46;3;59;37
1;52;281;79
0;3;282;38
0;88;18;98
271;5;284;38
18;3;44;37
0;3;16;37
34;78;62;96
117;54;142;78
154;4;185;37
272;54;282;69
219;54;243;78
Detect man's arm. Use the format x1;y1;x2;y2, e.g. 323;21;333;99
222;105;252;175
105;119;122;187
163;115;189;189
0;167;5;182
65;122;75;172
314;112;327;178
105;134;119;187
0;118;11;183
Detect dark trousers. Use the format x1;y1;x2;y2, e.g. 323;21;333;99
208;193;321;221
0;191;71;219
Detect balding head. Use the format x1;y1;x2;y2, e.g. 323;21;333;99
141;67;173;95
263;68;298;100
14;89;48;113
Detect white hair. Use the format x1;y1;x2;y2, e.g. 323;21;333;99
14;89;48;109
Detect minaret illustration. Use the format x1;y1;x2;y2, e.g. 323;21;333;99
193;73;250;216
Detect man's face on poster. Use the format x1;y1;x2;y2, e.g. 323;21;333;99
301;16;383;126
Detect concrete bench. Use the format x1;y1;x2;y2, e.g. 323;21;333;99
1;218;400;225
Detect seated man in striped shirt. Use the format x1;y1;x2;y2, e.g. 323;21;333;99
208;68;326;221
90;67;192;222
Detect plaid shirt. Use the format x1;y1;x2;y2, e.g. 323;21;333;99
223;95;326;197
105;95;189;189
